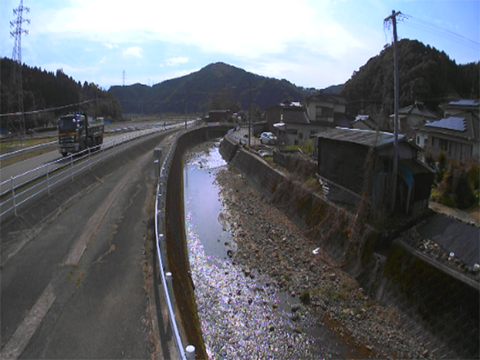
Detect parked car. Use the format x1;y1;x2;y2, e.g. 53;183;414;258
258;149;273;158
260;132;277;145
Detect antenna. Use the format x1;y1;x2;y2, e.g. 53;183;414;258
8;0;30;140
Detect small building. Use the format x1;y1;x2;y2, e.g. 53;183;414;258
390;101;438;139
416;111;480;163
314;128;434;216
207;109;231;123
443;99;480;117
352;115;378;130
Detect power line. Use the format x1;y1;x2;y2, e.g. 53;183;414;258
402;14;479;51
0;99;97;118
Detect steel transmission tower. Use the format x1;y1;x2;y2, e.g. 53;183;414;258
8;0;30;138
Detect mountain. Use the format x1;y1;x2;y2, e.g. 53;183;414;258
321;84;343;95
108;62;314;117
340;39;479;125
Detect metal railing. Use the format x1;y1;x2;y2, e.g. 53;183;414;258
154;137;195;360
0;124;184;219
0;141;57;162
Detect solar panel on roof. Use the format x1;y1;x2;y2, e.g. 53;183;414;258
449;100;479;106
425;117;466;131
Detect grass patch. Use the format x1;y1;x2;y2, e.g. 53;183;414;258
74;270;85;287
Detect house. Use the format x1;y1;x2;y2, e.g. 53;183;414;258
443;99;479;117
264;93;350;146
390;101;438;139
416;111;479;163
352;115;378;130
314;128;434;216
206;109;231;123
304;91;348;128
265;100;313;146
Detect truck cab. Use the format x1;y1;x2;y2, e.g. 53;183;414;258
58;112;104;157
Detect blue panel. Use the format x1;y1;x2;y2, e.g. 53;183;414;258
425;117;466;132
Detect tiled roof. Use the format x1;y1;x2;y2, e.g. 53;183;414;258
282;107;309;124
393;102;438;119
306;92;347;105
353;114;378;130
313;127;404;148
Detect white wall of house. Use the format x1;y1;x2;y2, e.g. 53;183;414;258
416;132;428;148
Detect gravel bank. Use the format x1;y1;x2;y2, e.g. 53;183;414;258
215;167;431;359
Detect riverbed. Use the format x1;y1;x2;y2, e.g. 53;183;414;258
183;141;329;359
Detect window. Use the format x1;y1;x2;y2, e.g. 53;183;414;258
315;105;334;121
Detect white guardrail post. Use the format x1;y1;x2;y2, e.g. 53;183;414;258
11;177;17;216
46;163;51;195
70;154;74;181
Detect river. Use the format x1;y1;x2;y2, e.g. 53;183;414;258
183;140;330;359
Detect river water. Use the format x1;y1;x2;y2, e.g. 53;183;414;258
183;141;331;359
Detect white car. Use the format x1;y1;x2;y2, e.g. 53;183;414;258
260;132;277;145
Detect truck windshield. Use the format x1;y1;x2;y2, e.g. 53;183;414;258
58;117;78;132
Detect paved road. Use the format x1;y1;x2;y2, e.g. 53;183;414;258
1;131;178;359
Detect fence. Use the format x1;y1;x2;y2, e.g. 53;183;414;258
0;124;184;220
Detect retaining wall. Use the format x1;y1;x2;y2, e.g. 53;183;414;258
219;134;480;359
381;240;479;358
163;124;233;359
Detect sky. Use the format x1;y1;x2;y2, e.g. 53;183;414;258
1;0;479;92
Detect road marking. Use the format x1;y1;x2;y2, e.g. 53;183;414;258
1;142;166;359
63;151;151;265
0;283;56;360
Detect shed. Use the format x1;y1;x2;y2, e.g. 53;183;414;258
314;128;434;215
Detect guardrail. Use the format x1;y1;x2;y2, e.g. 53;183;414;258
0;123;188;219
0;141;57;162
154;134;195;360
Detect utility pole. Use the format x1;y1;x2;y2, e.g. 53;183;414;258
248;80;251;148
184;83;187;129
9;0;30;142
384;10;401;213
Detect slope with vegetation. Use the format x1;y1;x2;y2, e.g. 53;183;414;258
340;39;479;128
1;57;123;133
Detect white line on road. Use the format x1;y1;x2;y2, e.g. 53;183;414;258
0;284;56;360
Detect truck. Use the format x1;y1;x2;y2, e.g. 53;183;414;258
57;112;104;156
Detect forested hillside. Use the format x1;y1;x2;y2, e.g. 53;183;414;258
109;62;315;117
1;57;123;132
341;39;479;126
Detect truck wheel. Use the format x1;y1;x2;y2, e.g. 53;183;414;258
62;152;68;157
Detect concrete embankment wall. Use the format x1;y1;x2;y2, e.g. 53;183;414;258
163;125;233;359
220;135;376;265
219;135;479;359
381;240;479;358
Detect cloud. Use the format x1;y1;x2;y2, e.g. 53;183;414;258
165;57;189;66
103;43;118;50
31;0;374;62
123;46;143;58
